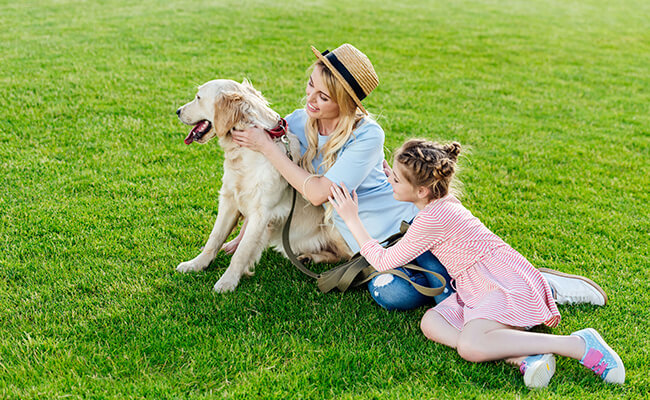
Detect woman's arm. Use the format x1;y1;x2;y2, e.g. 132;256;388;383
231;127;333;206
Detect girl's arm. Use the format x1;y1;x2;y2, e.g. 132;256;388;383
330;183;441;271
328;183;372;246
231;127;333;206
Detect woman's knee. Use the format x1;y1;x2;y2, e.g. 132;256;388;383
367;272;432;311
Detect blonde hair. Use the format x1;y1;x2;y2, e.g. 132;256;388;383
299;61;368;224
394;139;462;201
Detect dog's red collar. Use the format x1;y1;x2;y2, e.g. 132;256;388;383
265;118;288;139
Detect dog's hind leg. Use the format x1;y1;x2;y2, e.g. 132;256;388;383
299;250;345;264
212;214;271;293
176;199;240;273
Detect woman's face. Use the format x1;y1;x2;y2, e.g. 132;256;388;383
305;65;340;123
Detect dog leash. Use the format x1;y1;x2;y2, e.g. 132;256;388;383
282;188;319;278
282;188;446;297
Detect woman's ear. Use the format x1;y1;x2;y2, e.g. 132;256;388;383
213;92;246;137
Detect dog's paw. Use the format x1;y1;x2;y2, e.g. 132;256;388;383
213;275;239;293
297;254;313;264
176;260;207;273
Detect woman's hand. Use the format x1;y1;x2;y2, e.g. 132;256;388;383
231;126;273;155
329;182;359;224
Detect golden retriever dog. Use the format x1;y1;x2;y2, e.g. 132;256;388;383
175;79;352;292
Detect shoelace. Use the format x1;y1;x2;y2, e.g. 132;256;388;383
519;361;529;375
583;348;609;377
557;292;591;303
591;361;609;376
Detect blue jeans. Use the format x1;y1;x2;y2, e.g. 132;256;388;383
367;250;454;311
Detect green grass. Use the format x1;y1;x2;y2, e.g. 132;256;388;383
1;0;649;398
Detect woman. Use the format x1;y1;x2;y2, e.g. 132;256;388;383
230;44;606;310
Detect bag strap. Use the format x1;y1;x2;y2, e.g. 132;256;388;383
317;258;446;297
282;188;446;297
282;188;319;279
365;265;446;297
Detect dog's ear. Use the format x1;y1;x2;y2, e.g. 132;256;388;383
241;78;268;104
213;91;246;138
241;78;254;89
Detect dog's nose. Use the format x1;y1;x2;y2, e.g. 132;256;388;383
176;108;181;116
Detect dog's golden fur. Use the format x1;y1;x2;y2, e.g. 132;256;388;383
176;79;352;292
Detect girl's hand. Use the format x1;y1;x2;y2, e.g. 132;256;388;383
231;126;273;154
329;182;359;223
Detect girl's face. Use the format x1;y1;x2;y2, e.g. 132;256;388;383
387;162;421;203
305;65;340;123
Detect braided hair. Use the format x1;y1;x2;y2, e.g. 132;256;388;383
394;139;462;201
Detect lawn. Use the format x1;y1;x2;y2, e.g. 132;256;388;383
1;0;648;398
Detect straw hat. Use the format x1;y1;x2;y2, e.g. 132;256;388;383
311;44;379;115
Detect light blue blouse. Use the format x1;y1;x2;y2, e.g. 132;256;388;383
286;109;419;253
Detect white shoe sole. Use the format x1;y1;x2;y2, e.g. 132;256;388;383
524;354;556;389
538;267;608;305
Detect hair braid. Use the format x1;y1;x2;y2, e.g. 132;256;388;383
395;139;462;201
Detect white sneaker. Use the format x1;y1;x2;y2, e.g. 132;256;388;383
520;354;556;388
539;268;607;306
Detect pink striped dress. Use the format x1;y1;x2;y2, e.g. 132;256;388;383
360;195;561;330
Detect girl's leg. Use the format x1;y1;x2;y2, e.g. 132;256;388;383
420;309;461;348
457;319;625;385
456;319;584;363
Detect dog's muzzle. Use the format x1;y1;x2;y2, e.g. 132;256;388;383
184;120;212;145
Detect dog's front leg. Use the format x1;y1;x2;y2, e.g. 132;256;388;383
212;214;271;293
176;199;240;273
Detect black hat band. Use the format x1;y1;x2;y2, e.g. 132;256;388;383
322;50;367;101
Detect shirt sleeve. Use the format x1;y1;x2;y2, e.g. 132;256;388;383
285;109;308;156
360;209;446;271
323;121;385;190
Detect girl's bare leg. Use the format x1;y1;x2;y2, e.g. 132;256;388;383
221;219;247;255
456;319;584;363
420;309;461;348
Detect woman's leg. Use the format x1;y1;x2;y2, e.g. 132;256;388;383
413;251;455;304
367;267;434;311
367;252;454;311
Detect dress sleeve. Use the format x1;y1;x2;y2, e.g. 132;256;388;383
360;209;445;271
285;109;309;156
323;121;384;190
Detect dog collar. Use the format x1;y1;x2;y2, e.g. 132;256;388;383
264;117;288;139
263;117;292;161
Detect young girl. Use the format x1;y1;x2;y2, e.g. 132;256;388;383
329;139;625;388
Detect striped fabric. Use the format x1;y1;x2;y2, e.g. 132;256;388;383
360;195;561;330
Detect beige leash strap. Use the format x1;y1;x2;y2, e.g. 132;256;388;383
282;188;319;279
282;188;447;297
